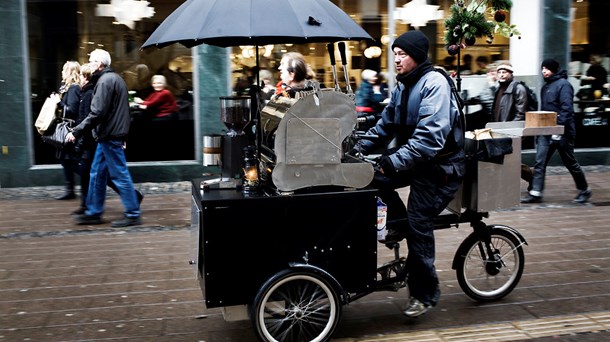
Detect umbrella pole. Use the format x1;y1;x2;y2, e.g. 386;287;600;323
255;46;262;177
456;47;462;93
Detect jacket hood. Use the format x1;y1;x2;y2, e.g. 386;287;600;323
545;69;568;83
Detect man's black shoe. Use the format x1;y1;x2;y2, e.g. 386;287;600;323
111;216;142;228
135;190;144;205
520;194;542;204
379;229;404;248
71;207;86;216
56;192;76;200
75;214;103;225
573;189;592;203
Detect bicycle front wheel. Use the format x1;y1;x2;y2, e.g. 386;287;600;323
455;228;525;302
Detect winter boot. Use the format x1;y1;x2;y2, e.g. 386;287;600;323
56;182;76;200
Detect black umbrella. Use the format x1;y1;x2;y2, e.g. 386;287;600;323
141;0;372;49
141;0;372;169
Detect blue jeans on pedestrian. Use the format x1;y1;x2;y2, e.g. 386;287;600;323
85;139;140;219
530;135;588;197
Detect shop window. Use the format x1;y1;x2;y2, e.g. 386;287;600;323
28;0;195;164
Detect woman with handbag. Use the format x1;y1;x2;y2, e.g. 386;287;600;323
50;61;81;200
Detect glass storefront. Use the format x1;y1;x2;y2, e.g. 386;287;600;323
26;0;609;167
28;0;195;164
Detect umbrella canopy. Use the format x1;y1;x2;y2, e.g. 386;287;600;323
141;0;372;49
141;0;372;171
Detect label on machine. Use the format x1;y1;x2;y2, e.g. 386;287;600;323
376;197;388;241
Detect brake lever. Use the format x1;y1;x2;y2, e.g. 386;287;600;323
355;133;380;141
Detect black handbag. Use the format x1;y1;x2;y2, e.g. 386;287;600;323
41;119;73;148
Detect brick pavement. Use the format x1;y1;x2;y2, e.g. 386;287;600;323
1;167;609;341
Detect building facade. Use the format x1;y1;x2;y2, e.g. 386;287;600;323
1;0;608;188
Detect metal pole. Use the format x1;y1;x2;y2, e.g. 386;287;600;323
387;0;396;91
456;46;462;92
255;46;262;170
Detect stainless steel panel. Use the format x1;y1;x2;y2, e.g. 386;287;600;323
485;121;564;136
267;89;374;191
463;134;521;212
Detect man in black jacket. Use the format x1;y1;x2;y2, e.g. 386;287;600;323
521;58;591;204
66;49;141;227
490;61;533;188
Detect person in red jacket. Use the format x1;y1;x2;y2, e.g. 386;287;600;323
135;75;178;120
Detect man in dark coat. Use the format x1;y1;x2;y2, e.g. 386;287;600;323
66;49;142;227
490;61;533;187
521;58;591;204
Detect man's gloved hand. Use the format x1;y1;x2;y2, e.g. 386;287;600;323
378;155;396;177
349;142;366;157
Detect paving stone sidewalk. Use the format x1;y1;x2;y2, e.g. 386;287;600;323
1;167;609;341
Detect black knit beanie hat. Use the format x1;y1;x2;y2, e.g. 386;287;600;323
541;58;560;73
392;31;429;63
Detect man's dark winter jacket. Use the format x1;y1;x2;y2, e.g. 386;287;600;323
71;67;131;141
540;69;576;138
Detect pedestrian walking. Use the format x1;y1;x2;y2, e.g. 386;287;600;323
51;61;82;200
521;58;592;204
489;61;533;188
71;62;143;215
66;49;142;227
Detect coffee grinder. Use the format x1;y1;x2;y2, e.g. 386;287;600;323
220;95;251;179
201;96;254;191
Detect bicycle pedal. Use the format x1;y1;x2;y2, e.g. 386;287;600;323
376;282;405;292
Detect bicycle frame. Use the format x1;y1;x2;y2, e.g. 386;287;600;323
346;208;527;304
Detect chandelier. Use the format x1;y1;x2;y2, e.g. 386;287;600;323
364;46;382;59
96;0;155;30
396;0;444;29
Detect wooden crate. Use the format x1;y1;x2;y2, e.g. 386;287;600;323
525;111;556;127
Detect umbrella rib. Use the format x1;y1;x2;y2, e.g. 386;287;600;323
197;1;216;43
285;0;308;40
318;0;352;40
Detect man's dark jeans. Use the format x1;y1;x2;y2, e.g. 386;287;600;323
530;135;588;196
370;164;461;307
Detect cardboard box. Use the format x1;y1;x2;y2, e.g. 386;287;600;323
525;111;556;127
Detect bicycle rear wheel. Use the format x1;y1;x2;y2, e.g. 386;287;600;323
251;269;341;342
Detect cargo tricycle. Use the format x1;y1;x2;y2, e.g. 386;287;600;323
189;84;542;342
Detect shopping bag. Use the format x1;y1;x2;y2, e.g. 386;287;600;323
41;120;72;149
34;97;59;135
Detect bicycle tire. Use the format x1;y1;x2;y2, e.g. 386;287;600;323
455;228;525;302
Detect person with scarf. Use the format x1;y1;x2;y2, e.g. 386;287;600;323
351;30;465;318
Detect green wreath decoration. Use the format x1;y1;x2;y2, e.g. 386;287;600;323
444;0;521;55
